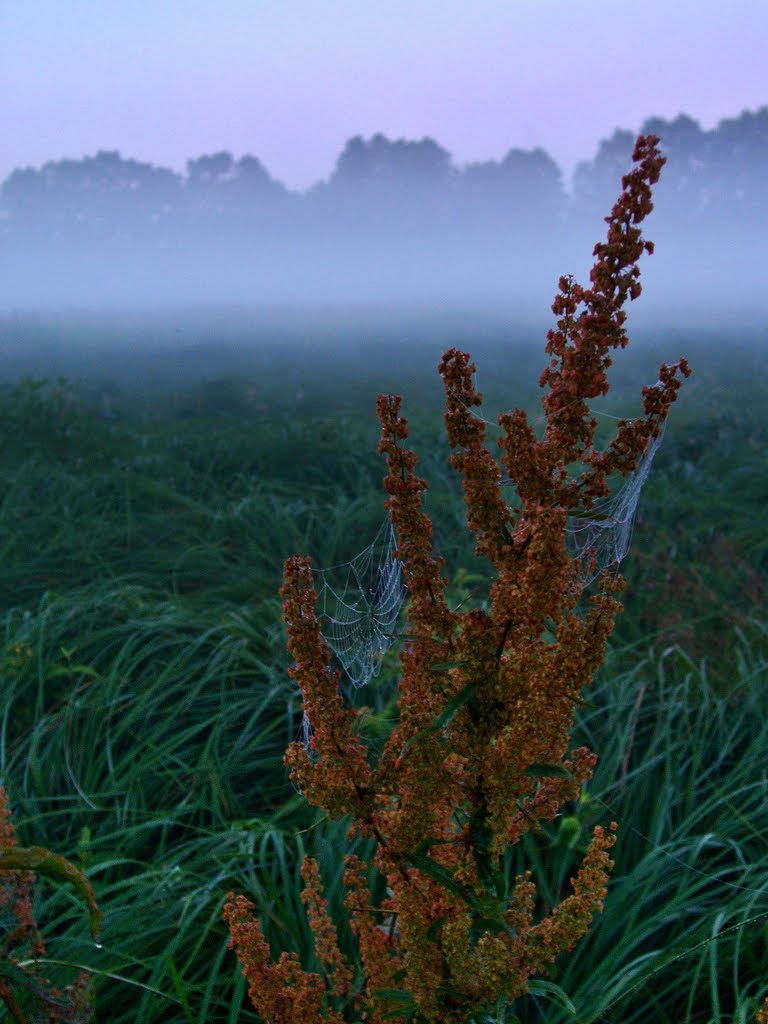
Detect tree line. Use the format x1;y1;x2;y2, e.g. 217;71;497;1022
1;108;765;310
2;109;765;244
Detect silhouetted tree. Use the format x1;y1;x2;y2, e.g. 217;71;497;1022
233;155;281;193
310;134;454;236
186;151;235;187
571;128;636;218
636;115;710;226
228;155;291;213
459;146;566;228
331;133;452;190
705;106;768;223
181;151;293;239
1;151;181;242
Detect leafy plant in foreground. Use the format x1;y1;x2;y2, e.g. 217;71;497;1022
224;136;690;1022
0;786;101;1023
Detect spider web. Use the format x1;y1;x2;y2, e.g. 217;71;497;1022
313;516;407;688
293;517;407;772
566;419;666;586
497;414;666;588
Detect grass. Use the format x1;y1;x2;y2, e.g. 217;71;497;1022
0;318;766;1021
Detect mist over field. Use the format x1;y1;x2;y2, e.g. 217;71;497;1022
2;109;766;325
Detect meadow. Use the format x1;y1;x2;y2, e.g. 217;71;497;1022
0;313;766;1022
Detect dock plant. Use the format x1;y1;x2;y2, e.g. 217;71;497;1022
224;134;691;1023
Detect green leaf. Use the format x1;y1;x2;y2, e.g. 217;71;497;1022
166;957;196;1024
380;1010;414;1021
0;844;103;942
487;863;509;902
434;678;479;728
46;663;100;680
411;835;442;857
0;956;50;990
468;993;517;1024
525;763;572;778
397;679;478;761
372;988;416;1004
373;987;417;1017
467;809;507;899
528;979;578;1015
428;660;467;672
407;851;463;891
407;851;481;909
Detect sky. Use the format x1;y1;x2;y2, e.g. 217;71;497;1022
2;0;766;193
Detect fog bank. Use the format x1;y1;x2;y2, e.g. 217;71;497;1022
2;110;766;323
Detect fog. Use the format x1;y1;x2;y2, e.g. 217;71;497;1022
1;111;766;326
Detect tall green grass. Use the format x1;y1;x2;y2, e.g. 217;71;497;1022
0;326;766;1021
3;593;766;1020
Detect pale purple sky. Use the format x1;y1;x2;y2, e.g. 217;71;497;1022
2;0;766;192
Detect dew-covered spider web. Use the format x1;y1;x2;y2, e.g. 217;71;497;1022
312;516;407;688
292;516;407;772
566;418;666;586
496;412;666;588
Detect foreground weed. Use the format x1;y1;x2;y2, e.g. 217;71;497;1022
0;785;100;1022
224;137;691;1022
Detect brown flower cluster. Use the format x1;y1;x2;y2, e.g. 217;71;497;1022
0;785;94;1023
224;135;690;1023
